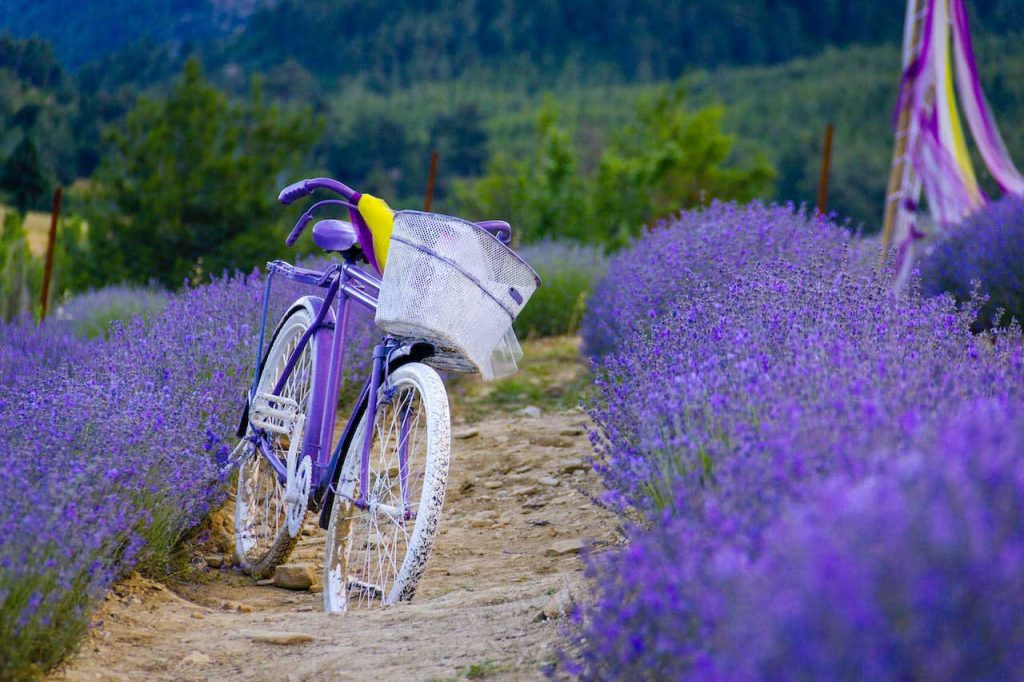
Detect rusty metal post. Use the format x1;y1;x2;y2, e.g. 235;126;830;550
39;185;62;321
816;122;835;216
423;150;439;212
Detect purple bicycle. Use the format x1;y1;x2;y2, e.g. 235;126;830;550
230;177;539;613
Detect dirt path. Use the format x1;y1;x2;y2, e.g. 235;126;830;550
52;344;617;681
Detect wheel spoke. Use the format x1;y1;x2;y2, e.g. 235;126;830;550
324;366;448;613
236;315;314;571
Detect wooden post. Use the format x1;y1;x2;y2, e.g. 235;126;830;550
423;150;439;212
816;122;835;216
39;185;62;322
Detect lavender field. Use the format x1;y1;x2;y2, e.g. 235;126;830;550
2;203;1023;679
0;271;374;678
568;203;1024;679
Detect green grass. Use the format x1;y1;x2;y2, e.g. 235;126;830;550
449;335;594;422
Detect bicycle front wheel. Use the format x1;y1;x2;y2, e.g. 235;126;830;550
235;305;319;578
323;362;451;612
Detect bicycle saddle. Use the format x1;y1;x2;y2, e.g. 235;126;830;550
312;219;358;253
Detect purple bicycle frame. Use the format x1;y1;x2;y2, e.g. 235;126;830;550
246;255;414;529
245;176;513;525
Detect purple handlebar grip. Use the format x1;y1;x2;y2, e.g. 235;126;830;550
279;180;312;205
476;220;512;244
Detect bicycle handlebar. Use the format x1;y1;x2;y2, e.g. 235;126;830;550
285;199;354;247
476;220;512;245
278;177;357;205
279;177;514;249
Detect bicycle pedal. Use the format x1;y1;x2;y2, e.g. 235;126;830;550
250;391;301;435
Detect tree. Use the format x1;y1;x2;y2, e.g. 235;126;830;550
591;85;774;247
323;111;417;200
454;87;774;247
0;135;49;213
87;58;322;288
430;103;488;177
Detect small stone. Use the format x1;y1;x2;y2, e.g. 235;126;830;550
273;563;314;590
560;461;588;475
248;631;315;645
537;476;560;487
513;464;534;474
535;587;575;621
454;428;480;440
255;578;275;586
514;485;539;497
469;517;492;529
184;651;211;665
529;519;551;527
301;525;317;536
519;405;542;418
205;554;224;569
531;435;573;448
483;480;502;489
220;600;255;613
545;539;585;557
559;428;586;437
523;500;548;510
190;611;205;620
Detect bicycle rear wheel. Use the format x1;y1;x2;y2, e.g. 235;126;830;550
323;362;450;612
235;306;318;578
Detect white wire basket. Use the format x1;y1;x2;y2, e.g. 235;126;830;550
375;211;540;380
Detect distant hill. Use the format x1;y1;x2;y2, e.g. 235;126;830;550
2;0;1021;80
229;0;1024;85
0;0;267;69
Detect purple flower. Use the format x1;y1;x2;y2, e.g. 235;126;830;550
566;201;1024;679
0;263;375;675
919;195;1024;331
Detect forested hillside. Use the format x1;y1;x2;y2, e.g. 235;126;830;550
3;1;1022;80
0;0;262;68
227;0;1022;85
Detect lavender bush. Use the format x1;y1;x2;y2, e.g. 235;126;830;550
0;266;374;677
572;398;1024;680
708;397;1024;681
54;284;168;338
514;240;606;338
580;201;857;359
567;202;1024;678
0;316;95;386
920;195;1024;331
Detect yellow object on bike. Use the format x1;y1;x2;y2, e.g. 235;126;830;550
357;193;395;271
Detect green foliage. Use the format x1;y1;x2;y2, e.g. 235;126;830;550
0;211;37;320
592;85;773;247
223;1;1021;86
454;88;773;246
85;59;322;288
0;210;81;322
514;240;607;339
1;136;49;212
0;2;253;69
